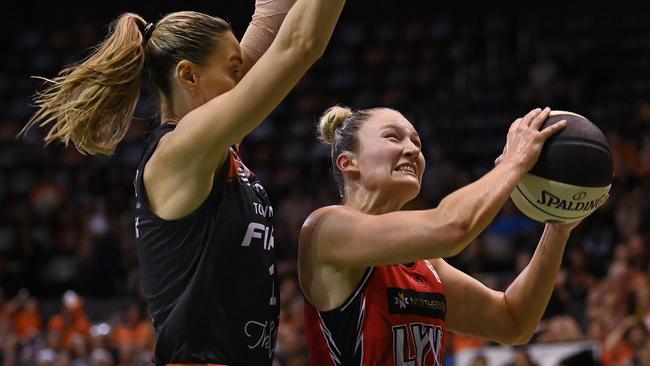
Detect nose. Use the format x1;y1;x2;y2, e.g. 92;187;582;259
404;140;421;159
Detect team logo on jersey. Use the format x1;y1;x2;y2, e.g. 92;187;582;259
244;319;278;360
387;288;446;319
396;292;410;309
392;323;444;366
228;149;255;182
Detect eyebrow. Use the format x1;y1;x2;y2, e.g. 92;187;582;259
380;123;421;140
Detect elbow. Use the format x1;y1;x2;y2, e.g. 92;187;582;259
492;325;533;346
503;331;534;346
505;323;536;346
298;39;327;62
286;31;328;63
498;294;535;346
304;36;328;59
514;333;534;345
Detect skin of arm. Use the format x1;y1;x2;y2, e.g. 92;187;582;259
298;160;530;310
302;158;527;269
303;108;565;268
144;0;346;219
240;0;297;73
432;223;574;345
300;108;567;309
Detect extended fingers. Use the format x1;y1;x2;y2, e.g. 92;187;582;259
539;119;567;139
520;108;543;127
509;117;523;131
530;107;551;130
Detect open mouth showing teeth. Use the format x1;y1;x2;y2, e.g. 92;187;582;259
394;164;417;175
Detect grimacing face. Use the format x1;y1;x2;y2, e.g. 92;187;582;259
351;109;425;201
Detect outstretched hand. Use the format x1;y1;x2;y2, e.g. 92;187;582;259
494;107;567;172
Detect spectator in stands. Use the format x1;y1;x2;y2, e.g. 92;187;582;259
13;297;42;341
506;347;537;366
110;302;154;366
470;354;488;366
89;349;113;366
47;291;90;350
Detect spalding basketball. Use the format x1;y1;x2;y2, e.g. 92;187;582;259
510;111;613;224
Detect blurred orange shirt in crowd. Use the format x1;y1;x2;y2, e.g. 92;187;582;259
448;331;487;353
114;320;155;350
602;341;633;366
14;306;41;340
48;306;91;348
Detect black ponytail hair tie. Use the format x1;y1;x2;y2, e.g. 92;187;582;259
142;22;155;44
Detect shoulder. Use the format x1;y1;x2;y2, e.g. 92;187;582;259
300;205;360;237
301;206;335;243
299;205;351;250
299;205;372;264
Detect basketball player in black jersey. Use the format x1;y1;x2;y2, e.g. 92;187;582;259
22;0;346;364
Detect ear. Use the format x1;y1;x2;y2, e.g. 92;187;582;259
175;60;199;91
336;152;360;177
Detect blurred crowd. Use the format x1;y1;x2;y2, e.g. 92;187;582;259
0;290;155;366
2;3;650;366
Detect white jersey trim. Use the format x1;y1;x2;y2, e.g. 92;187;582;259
341;267;375;312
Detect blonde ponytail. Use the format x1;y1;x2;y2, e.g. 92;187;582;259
21;13;148;155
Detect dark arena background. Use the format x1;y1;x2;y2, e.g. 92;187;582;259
2;2;649;365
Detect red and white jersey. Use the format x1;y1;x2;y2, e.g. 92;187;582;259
304;260;447;366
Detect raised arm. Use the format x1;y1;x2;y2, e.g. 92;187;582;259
146;0;345;219
239;0;296;73
163;0;345;161
432;223;576;345
301;108;567;268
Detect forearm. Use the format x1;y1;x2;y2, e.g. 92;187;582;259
436;160;525;248
240;0;295;72
271;0;345;60
503;224;570;342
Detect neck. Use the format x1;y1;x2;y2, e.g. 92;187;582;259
160;89;197;124
160;109;179;125
344;188;405;215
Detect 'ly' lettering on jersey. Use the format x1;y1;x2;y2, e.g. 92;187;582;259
392;323;444;366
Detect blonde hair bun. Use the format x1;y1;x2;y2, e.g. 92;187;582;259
318;105;352;145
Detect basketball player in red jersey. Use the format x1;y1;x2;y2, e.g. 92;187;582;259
22;0;346;365
299;106;589;365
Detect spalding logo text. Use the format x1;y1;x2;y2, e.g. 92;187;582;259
537;190;606;211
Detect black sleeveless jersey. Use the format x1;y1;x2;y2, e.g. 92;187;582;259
134;124;279;366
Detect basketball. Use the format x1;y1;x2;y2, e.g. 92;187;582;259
510;111;613;224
